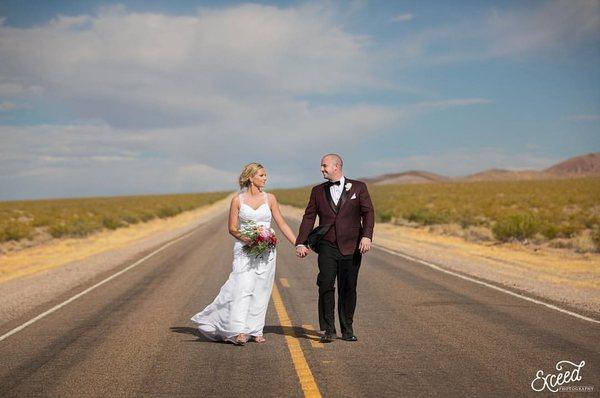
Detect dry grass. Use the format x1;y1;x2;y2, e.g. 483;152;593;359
280;204;600;299
0;191;229;250
0;195;232;284
273;177;600;253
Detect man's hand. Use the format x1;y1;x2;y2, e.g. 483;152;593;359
358;237;372;254
296;245;310;258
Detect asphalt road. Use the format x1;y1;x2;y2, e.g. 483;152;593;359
1;213;598;397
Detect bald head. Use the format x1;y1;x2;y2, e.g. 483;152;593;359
320;153;344;181
322;153;343;168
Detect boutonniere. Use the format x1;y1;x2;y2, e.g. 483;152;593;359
345;182;352;191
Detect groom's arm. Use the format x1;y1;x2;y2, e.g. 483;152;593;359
295;186;318;246
359;183;375;240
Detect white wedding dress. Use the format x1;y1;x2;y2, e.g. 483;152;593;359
190;191;277;343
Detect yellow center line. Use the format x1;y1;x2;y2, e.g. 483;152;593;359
271;283;322;398
279;277;290;288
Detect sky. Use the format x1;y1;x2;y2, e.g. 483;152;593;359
0;0;598;200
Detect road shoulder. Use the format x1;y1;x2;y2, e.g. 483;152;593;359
0;195;232;329
280;204;600;317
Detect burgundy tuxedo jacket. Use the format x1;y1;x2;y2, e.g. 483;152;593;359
295;178;375;256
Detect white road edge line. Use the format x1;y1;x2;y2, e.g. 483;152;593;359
374;244;600;324
0;223;204;342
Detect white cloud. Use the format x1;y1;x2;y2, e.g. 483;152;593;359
0;83;28;97
569;114;600;121
487;0;599;57
173;163;239;192
392;0;600;65
0;92;492;199
413;98;492;109
0;79;44;112
0;3;388;127
392;13;414;23
0;79;44;96
0;122;238;199
0;101;16;111
0;3;498;199
0;123;148;176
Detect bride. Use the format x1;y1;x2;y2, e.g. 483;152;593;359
191;163;298;345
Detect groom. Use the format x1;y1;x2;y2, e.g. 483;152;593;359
296;154;375;343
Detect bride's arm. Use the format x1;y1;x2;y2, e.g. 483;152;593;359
228;195;251;243
268;193;297;245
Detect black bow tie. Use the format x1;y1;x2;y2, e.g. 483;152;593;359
329;180;341;186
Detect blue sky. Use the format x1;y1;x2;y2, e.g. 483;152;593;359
0;0;598;200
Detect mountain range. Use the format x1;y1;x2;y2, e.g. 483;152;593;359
362;152;600;185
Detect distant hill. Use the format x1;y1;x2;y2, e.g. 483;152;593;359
459;169;552;182
362;170;449;185
543;152;600;177
361;152;600;184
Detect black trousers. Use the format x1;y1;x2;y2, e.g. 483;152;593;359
316;240;362;336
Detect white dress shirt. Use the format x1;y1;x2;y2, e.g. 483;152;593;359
330;175;345;206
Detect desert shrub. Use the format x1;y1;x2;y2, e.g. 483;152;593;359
121;212;140;224
102;216;126;230
376;210;393;223
30;215;53;227
0;220;34;241
557;222;580;238
459;213;477;228
540;224;559;240
271;178;600;247
592;228;600;252
465;226;494;242
48;223;69;238
405;208;449;225
48;217;103;238
0;191;229;243
492;213;541;241
158;206;180;219
139;211;156;222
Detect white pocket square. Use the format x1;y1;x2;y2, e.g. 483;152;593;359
350;193;357;199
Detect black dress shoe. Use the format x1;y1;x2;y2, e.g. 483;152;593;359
320;331;335;343
342;334;357;341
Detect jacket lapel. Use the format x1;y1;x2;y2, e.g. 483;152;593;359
337;179;350;213
323;183;338;214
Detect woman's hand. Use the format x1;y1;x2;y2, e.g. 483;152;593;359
239;235;252;245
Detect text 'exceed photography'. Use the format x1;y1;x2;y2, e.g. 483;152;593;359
531;360;595;393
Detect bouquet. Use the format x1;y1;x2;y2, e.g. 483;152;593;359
239;221;278;257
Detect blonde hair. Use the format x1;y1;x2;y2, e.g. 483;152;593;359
238;162;265;189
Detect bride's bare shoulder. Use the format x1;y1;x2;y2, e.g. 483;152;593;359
266;192;278;203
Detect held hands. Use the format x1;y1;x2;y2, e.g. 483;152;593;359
359;237;372;254
296;245;310;258
296;239;370;256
